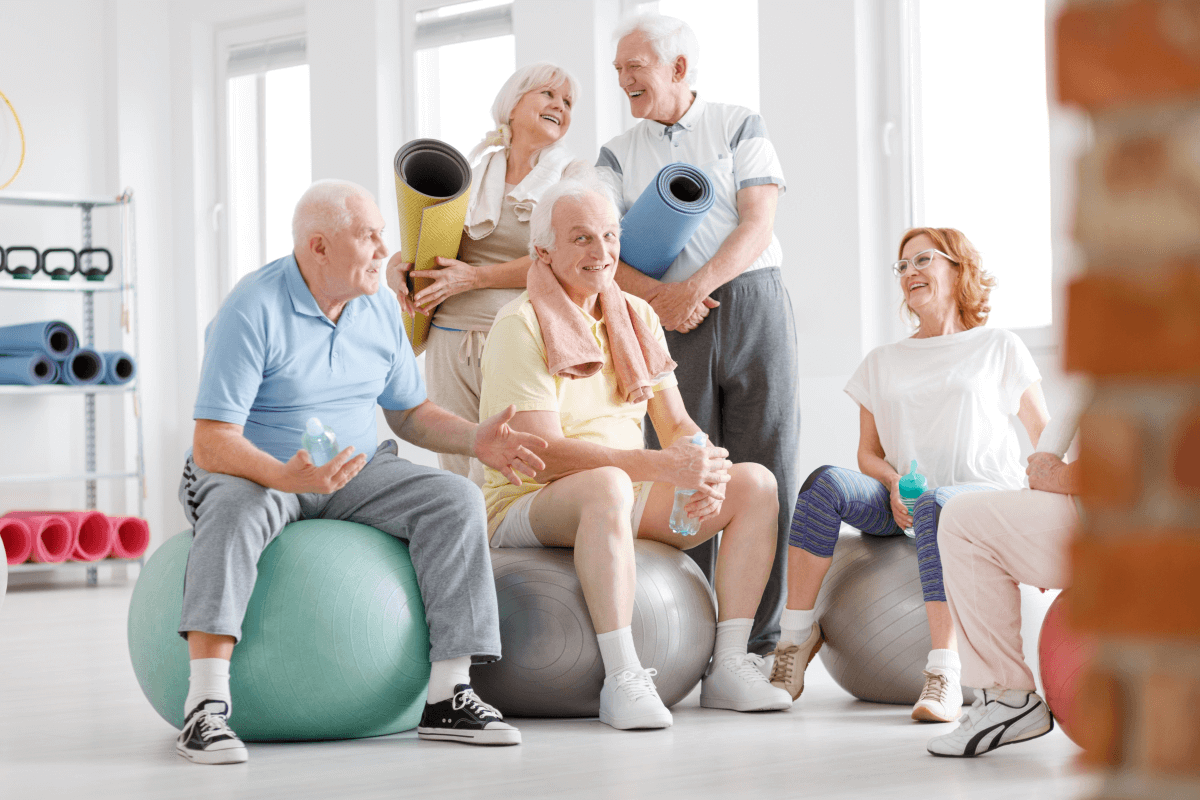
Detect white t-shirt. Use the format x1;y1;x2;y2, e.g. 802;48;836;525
844;326;1041;491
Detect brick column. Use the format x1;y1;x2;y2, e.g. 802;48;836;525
1057;1;1200;797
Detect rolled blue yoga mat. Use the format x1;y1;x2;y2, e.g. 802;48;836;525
619;162;715;280
56;348;104;386
0;320;78;359
0;354;58;385
100;351;136;385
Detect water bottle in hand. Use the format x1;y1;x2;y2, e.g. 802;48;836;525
301;417;338;467
898;459;927;539
669;432;708;536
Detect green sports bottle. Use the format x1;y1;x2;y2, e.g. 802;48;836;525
898;459;927;538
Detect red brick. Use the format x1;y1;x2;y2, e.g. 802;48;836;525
1076;667;1126;767
1071;532;1200;637
1066;269;1200;376
1078;411;1144;510
1058;0;1200;110
1145;671;1200;775
1174;411;1200;493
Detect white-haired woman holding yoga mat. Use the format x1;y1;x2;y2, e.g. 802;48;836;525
387;62;581;485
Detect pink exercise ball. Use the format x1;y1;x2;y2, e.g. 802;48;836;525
1037;591;1097;746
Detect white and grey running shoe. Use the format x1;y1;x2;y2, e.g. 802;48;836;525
912;669;963;722
927;688;1054;757
599;668;673;730
176;700;248;765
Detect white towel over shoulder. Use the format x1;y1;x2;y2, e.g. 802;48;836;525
464;143;574;241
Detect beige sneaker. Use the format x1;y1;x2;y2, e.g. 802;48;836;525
911;670;963;722
769;623;824;700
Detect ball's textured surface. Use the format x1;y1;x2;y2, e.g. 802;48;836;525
128;521;431;741
472;540;716;717
815;531;936;705
1038;591;1096;746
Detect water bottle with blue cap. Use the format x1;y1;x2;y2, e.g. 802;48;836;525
301;417;339;467
669;431;708;536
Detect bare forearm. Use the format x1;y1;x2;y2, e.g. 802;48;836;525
193;425;288;490
535;439;664;484
689;217;773;297
858;451;900;491
476;256;533;290
384;401;476;456
613;260;662;301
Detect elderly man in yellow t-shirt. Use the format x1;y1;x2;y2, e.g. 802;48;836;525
478;174;791;732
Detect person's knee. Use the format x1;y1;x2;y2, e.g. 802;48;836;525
730;462;779;514
431;472;487;527
578;466;636;516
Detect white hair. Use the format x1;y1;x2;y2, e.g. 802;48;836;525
615;12;699;86
292;179;374;248
529;165;620;257
468;62;582;163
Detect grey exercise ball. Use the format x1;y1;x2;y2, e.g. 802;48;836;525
472;539;716;717
815;530;963;705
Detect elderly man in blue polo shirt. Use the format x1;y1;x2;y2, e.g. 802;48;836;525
174;180;547;765
597;13;799;667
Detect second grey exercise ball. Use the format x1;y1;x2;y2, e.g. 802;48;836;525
472;539;717;717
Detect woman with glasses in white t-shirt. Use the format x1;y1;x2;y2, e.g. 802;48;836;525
767;227;1049;725
387;62;580;485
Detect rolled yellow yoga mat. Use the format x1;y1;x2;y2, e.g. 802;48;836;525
393;139;472;356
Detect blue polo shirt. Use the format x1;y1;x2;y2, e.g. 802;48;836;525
193;254;426;463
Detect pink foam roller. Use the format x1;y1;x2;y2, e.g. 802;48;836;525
7;510;112;561
0;517;34;565
108;516;150;559
5;514;73;563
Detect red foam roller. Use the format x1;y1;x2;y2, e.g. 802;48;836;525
108;516;150;559
7;510;112;561
0;517;34;565
5;514;73;563
1037;591;1098;747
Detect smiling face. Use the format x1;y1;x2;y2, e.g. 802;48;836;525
538;193;621;308
508;79;573;151
318;195;388;302
899;233;960;319
613;31;689;124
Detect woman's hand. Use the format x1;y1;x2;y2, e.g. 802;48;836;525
385;253;415;315
888;477;913;530
412;257;480;315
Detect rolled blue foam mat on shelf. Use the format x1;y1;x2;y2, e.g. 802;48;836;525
0;320;78;359
618;162;715;280
100;351;136;385
56;347;104;386
0;354;58;385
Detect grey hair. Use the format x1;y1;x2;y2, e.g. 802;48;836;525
615;12;699;86
528;166;620;257
292;179;374;248
468;62;581;164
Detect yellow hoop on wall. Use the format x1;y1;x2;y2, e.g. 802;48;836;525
0;88;27;190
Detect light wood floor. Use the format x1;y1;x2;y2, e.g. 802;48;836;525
0;578;1098;800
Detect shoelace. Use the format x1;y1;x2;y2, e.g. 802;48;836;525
725;653;769;685
452;687;504;720
770;645;799;684
919;670;951;705
197;710;237;742
614;668;661;701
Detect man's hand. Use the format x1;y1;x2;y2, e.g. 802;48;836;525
647;279;719;333
385;253;415;315
412;256;480;315
474;405;550;486
1027;452;1076;495
279;446;367;494
662;434;730;492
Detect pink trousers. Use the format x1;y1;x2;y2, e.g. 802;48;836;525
939;489;1079;691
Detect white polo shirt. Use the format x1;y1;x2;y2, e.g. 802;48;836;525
596;93;786;284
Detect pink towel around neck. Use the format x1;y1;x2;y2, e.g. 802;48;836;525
526;259;676;404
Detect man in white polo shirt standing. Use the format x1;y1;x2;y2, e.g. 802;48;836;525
596;12;799;664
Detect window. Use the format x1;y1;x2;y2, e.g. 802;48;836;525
414;1;515;159
657;0;759;111
909;0;1052;330
220;32;312;291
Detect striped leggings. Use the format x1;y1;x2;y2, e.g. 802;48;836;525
788;465;994;603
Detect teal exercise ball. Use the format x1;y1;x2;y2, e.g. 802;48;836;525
127;520;431;741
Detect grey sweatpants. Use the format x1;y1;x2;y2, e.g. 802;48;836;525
177;440;501;663
646;267;801;656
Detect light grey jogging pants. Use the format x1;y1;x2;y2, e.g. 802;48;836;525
177;440;501;663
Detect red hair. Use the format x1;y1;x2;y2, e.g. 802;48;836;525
897;227;996;329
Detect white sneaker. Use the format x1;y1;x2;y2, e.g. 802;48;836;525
927;688;1054;757
599;668;673;730
757;652;775;679
912;669;964;722
701;652;793;712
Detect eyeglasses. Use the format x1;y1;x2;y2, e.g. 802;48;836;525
891;248;954;277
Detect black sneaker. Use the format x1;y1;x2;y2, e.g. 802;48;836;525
175;700;249;764
418;684;521;746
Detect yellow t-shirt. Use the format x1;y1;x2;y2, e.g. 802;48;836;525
479;290;678;534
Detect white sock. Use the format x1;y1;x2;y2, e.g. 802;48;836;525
779;607;815;647
428;655;472;704
597;626;642;678
714;618;753;660
926;649;961;680
185;658;231;717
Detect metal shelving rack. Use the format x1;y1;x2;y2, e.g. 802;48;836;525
0;190;145;584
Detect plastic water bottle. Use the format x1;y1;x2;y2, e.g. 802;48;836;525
301;417;338;467
669;432;708;536
898;459;927;539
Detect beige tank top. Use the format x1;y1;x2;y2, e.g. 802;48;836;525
433;188;528;332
